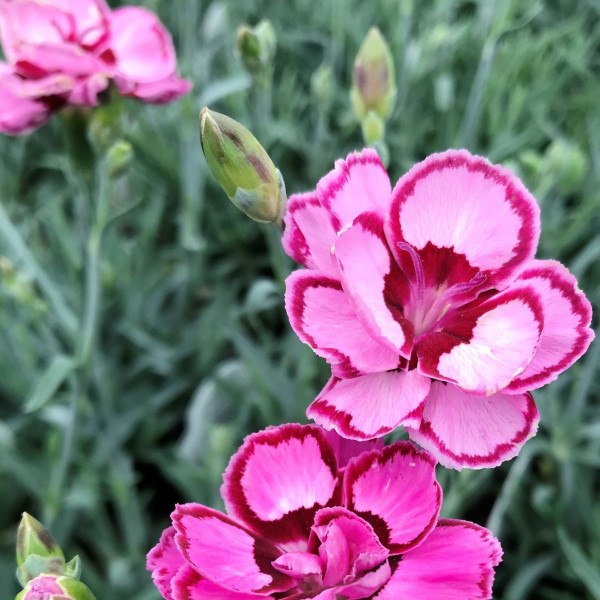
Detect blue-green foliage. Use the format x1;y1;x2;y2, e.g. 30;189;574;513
0;0;599;598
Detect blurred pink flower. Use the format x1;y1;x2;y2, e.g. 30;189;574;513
283;148;594;469
0;0;191;135
148;424;502;600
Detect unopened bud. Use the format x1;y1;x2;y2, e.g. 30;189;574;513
311;64;334;111
199;108;286;224
88;96;123;152
544;139;587;194
16;514;65;584
16;514;82;587
236;20;276;77
351;28;396;121
16;574;96;600
106;140;133;178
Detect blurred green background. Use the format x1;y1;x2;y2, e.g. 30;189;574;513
1;0;599;598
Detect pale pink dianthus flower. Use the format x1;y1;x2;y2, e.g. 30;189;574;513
283;149;594;469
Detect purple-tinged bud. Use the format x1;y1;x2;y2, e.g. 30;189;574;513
16;514;81;587
199;108;286;224
351;28;396;121
16;514;65;585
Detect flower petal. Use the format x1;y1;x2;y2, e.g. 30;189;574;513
373;520;502;600
317;148;392;227
0;67;55;135
285;270;400;378
54;0;110;48
114;73;191;104
322;429;383;469
109;7;177;84
508;260;594;393
282;192;339;276
311;507;389;586
0;1;106;77
386;149;540;288
221;424;339;547
272;552;323;579
172;503;294;595
68;73;110;106
172;565;266;600
344;441;441;554
0;1;73;65
307;371;430;441
416;286;544;395
407;381;539;469
334;212;414;357
147;527;186;600
313;561;391;600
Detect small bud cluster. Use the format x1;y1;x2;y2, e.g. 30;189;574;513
15;514;96;600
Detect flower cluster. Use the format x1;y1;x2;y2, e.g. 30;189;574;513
148;424;502;600
0;0;191;135
283;148;594;469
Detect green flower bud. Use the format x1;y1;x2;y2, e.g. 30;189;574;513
88;93;124;152
311;64;334;111
16;514;65;579
351;28;396;121
199;108;286;224
16;574;96;600
236;20;276;77
106;140;134;179
544;139;587;194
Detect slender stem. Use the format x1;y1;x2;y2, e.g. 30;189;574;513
78;158;110;366
252;70;273;141
44;375;80;529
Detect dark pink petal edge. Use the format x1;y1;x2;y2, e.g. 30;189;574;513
172;503;292;595
221;423;340;545
416;284;545;388
435;519;503;599
146;527;183;600
343;440;441;554
408;392;539;469
388;149;541;286
318;148;389;222
285;270;366;378
307;376;425;441
509;259;595;391
282;192;335;267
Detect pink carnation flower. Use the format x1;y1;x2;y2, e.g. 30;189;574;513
0;0;191;135
283;149;594;469
148;424;502;600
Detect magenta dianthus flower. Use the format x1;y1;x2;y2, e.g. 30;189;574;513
0;0;191;135
148;424;502;600
283;149;594;469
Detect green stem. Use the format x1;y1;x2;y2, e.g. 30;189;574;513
45;159;111;524
78;159;110;366
252;71;273;141
44;375;80;529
